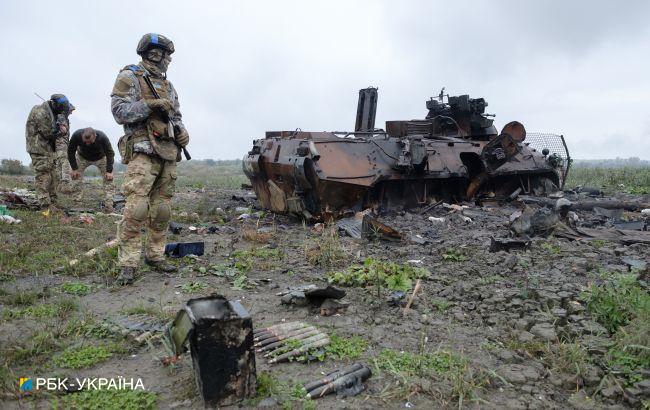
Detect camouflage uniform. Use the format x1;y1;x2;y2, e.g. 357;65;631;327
25;102;65;208
55;134;73;193
111;62;186;268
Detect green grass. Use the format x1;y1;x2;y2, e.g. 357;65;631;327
566;166;650;194
52;389;157;410
3;298;78;319
376;349;466;376
325;333;368;360
328;258;430;292
442;248;467;262
53;344;113;369
0;209;117;277
179;281;209;293
251;372;314;410
231;246;284;273
305;227;349;268
59;281;94;296
585;272;650;384
586;273;649;333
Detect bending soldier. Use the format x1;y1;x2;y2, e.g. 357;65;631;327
25;94;74;210
110;33;190;285
68;127;115;213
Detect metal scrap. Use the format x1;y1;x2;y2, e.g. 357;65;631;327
304;363;372;399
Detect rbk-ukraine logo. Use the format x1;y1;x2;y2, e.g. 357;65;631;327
19;378;32;391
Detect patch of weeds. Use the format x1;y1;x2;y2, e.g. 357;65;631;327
232;246;284;272
53;344;113;369
544;342;590;379
541;241;562;255
442;248;467;262
374;348;485;405
179;281;209;294
325;333;368;360
590;239;608;249
605;311;650;385
53;389;157;410
328;258;429;292
4;330;59;366
63;316;112;339
305;227;348;268
3;297;78;319
121;304;159;316
477;274;504;285
376;349;465;376
249;372;313;409
505;338;547;359
585;273;649;333
2;290;41;306
59;281;94;296
0;272;14;282
232;274;256;290
431;298;451;312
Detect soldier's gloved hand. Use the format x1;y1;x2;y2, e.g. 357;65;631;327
58;123;68;135
145;99;174;115
176;129;190;147
70;170;81;180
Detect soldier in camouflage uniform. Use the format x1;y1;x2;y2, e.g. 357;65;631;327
25;94;74;209
111;33;190;285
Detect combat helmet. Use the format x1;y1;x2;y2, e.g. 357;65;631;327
50;94;74;114
136;33;175;56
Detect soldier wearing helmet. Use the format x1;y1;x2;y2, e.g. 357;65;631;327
25;93;74;210
110;33;190;285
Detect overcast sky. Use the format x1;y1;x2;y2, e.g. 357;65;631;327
2;0;650;163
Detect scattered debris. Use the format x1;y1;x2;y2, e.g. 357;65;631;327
78;214;95;225
337;217;362;239
489;237;531;252
362;215;402;241
428;216;446;224
304;363;372;399
166;295;256;407
510;207;559;237
69;239;118;266
403;279;422;315
102;314;165;345
387;291;407;307
620;257;648;272
253;321;330;364
169;221;183;234
278;284;347;315
613;220;646;231
164;242;205;258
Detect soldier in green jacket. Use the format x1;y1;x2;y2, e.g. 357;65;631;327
25;94;74;209
110;33;190;285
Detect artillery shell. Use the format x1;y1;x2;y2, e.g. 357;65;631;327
254;321;303;335
268;337;330;363
254;322;305;338
259;330;322;353
256;327;318;348
303;363;364;392
263;333;328;357
306;366;372;399
254;324;312;343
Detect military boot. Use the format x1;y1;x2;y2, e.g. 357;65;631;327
116;266;136;285
145;258;177;273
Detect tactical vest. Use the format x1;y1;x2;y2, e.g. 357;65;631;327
123;65;180;161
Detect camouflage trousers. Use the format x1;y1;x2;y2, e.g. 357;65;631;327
30;153;60;208
55;143;73;193
71;153;115;211
117;153;176;267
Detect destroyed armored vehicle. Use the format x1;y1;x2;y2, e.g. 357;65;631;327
244;88;570;220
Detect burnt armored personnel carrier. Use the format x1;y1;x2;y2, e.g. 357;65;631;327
243;88;570;220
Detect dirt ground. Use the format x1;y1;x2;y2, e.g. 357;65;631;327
1;175;649;409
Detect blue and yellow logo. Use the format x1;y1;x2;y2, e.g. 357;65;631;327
19;378;32;391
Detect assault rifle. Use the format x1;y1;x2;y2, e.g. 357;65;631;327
142;75;191;160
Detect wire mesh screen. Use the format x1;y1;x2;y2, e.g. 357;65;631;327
525;132;571;186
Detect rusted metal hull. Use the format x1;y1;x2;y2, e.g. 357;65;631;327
244;90;570;220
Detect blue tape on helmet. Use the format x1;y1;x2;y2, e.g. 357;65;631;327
55;96;68;103
151;33;159;45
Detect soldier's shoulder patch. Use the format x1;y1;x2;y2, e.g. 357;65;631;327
122;64;143;74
